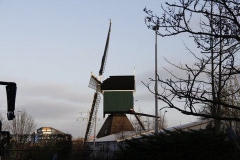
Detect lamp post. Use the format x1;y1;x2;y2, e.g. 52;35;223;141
153;25;159;133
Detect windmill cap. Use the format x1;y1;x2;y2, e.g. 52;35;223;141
101;75;135;91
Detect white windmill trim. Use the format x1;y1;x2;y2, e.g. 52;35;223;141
102;90;135;93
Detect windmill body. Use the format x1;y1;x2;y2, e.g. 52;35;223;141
102;75;135;115
97;75;135;138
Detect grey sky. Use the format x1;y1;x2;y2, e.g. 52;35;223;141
0;0;199;138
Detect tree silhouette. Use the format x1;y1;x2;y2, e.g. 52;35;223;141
144;0;240;132
5;109;36;135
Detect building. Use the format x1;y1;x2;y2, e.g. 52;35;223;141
33;127;67;142
88;119;212;153
36;127;65;135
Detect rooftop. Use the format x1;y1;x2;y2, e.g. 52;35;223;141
101;75;135;91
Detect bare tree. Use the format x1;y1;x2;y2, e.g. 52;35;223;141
143;0;240;133
5;109;36;135
219;75;240;132
0;113;8;131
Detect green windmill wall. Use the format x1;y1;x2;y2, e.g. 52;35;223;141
104;91;133;113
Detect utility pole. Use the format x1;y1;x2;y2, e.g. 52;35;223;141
78;110;99;147
77;110;90;138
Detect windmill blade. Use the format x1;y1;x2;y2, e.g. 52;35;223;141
99;20;111;77
88;74;102;92
84;92;101;144
84;20;111;145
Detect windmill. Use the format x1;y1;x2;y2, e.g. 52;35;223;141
84;20;160;142
84;20;111;144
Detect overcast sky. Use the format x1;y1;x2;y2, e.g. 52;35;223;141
0;0;199;138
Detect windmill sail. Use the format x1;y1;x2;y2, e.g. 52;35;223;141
99;20;111;78
84;92;101;142
84;20;112;144
88;73;101;92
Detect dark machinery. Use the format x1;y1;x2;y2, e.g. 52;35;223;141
0;81;17;157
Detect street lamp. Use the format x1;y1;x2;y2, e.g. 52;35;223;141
153;25;159;133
